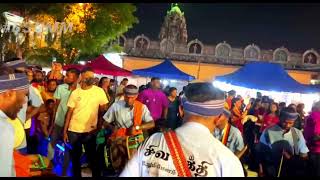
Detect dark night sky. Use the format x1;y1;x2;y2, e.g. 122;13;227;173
125;3;320;53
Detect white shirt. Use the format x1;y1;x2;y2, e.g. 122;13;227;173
260;124;309;155
0;110;15;177
16;86;43;149
103;100;153;128
120;122;244;177
17;86;43;123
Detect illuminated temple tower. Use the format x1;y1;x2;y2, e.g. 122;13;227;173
159;3;188;53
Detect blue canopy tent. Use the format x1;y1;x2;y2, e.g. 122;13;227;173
307;84;320;92
132;59;195;81
215;61;317;93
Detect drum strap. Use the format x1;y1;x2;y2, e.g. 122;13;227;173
132;100;143;134
110;100;144;139
291;128;299;156
222;123;231;146
164;130;192;177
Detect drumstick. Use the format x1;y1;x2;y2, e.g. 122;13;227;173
277;149;284;177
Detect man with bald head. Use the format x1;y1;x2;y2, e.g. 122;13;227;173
63;67;108;177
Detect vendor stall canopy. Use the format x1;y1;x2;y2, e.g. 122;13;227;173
63;55;132;76
132;59;195;81
215;61;317;93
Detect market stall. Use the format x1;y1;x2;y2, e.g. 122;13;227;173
132;59;195;92
213;61;319;112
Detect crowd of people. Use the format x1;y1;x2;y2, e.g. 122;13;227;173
222;89;320;177
0;58;320;177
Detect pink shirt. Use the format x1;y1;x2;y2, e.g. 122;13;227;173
304;111;320;153
137;89;169;121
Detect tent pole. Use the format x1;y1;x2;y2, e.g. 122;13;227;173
197;57;201;79
114;76;118;97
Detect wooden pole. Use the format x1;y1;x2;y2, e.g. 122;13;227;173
277;149;284;177
114;75;118;92
197;57;201;79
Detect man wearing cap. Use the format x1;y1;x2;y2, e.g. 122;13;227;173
0;66;29;176
102;85;155;173
103;84;155;136
257;107;309;177
214;108;245;157
4;58;43;153
63;67;108;177
120;82;244;177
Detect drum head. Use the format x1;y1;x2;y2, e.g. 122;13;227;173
7;118;25;149
110;138;129;171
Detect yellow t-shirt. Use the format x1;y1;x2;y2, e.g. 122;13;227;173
67;85;108;133
7;118;25;149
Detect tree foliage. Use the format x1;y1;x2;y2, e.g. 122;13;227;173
0;3;138;66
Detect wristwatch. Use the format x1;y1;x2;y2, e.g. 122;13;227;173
135;126;140;130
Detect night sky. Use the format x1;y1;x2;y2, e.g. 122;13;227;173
125;3;320;53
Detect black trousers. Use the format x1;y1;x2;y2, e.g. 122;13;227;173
309;152;320;177
263;156;308;177
51;125;70;176
67;131;98;177
25;128;39;154
96;143;105;176
243;121;260;171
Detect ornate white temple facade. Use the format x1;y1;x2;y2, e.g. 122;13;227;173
115;4;320;82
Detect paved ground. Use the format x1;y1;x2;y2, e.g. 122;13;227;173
81;168;92;177
244;164;258;177
53;164;257;177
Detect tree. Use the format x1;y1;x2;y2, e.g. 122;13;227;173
0;3;138;66
61;3;138;63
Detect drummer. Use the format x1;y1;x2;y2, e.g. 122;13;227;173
0;66;29;176
103;84;155;138
214;108;244;157
120;82;244;177
257;107;309;177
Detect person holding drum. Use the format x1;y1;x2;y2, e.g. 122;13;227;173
120;82;244;177
102;84;155;173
